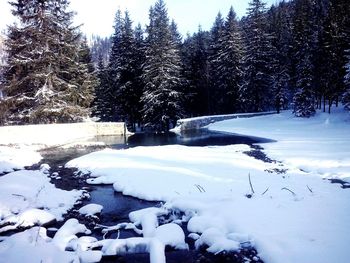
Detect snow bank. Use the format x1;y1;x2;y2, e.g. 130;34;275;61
0;122;127;149
67;144;278;201
0;146;42;174
0;170;83;224
67;140;350;263
209;108;350;182
0;223;101;263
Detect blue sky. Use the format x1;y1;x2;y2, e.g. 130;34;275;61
0;0;279;37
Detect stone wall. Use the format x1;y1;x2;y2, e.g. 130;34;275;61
176;112;276;131
0;122;128;147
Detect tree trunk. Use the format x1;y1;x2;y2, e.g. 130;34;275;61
323;96;326;112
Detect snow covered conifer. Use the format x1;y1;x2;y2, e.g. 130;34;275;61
291;0;317;117
170;20;182;48
113;11;143;130
2;0;96;124
106;9;123;121
141;0;184;131
208;12;224;114
214;7;244;114
181;27;211;116
267;1;293;113
343;52;350;111
92;55;112;121
240;0;275;113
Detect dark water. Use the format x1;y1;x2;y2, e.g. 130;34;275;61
41;129;268;263
125;129;273;148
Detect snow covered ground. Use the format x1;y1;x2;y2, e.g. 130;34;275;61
66;108;350;263
1;108;349;263
0;145;88;262
209;107;350;182
0;146;42;174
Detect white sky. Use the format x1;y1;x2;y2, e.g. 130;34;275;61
0;0;279;37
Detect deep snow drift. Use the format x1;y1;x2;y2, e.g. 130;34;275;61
67;108;350;263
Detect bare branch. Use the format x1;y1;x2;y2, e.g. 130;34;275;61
261;187;269;196
281;187;296;196
248;173;255;194
307;185;313;193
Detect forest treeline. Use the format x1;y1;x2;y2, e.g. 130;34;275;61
0;0;350;131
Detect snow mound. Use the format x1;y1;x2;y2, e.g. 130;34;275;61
0;146;42;174
53;218;92;251
155;223;188;250
0;170;84;224
0;221;101;263
78;204;103;216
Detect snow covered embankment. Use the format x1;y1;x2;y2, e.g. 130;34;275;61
67;137;350;263
209;108;350;182
0;146;42;174
0;146;90;262
174;111;276;132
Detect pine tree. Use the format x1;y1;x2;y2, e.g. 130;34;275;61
1;0;96;124
107;9;123;121
170;20;182;47
92;55;112;121
182;27;210;116
208;12;224;114
90;36;112;66
292;0;317;117
215;7;244;114
319;0;350;111
240;0;275;113
141;0;184;131
343;51;350;111
114;11;143;130
267;1;293;113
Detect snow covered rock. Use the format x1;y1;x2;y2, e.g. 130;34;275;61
53;218;91;251
154;223;188;250
78;204;103;216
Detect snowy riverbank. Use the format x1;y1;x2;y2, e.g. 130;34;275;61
209;107;350;182
1;108;349;263
66;108;350;263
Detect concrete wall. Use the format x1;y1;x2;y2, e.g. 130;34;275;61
0;122;128;148
176;111;276;132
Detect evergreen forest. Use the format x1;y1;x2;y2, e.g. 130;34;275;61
0;0;349;132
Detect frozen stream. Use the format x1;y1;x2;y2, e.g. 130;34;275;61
39;130;272;263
